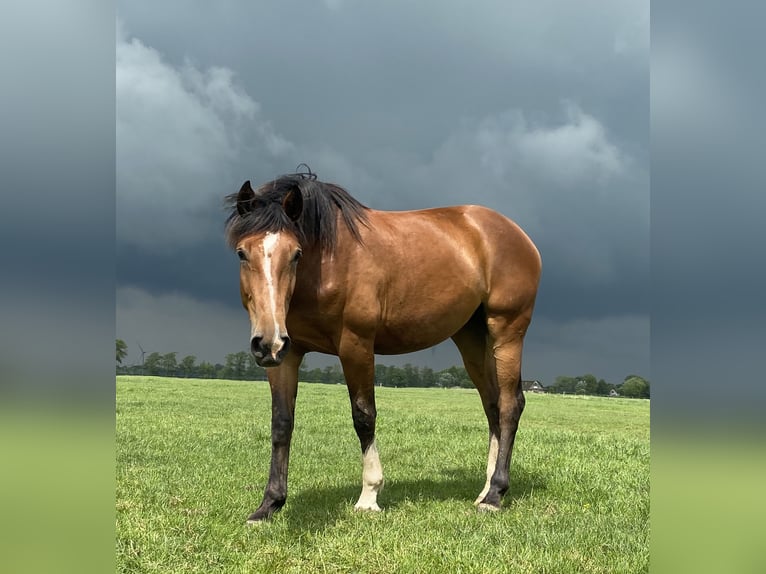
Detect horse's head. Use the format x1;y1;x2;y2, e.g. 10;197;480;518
233;181;304;367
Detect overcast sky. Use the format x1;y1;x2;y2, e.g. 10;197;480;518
116;1;649;384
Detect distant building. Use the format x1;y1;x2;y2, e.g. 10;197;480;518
609;389;620;397
522;380;546;393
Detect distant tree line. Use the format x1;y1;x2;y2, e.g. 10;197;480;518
116;340;649;397
115;347;475;389
545;374;650;399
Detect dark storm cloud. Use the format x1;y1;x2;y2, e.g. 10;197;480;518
116;1;649;381
117;1;647;156
116;22;294;250
117;239;237;306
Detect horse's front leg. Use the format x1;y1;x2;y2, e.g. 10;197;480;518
246;349;303;523
339;333;384;511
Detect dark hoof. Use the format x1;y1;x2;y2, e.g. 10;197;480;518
476;502;501;513
246;510;270;524
245;498;284;524
246;506;278;523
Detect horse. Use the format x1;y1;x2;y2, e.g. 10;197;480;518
224;168;541;523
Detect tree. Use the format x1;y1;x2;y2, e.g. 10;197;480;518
321;364;344;384
159;352;177;376
620;376;650;398
578;374;599;395
144;352;162;375
198;361;216;379
454;367;474;388
402;363;418;387
223;352;248;380
246;353;267;380
304;367;324;383
596;378;613;396
421;367;436;388
387;365;406;388
552;376;577;394
116;339;128;364
437;371;455;388
179;355;197;378
374;364;389;386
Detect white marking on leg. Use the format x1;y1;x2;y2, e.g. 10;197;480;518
474;434;499;505
354;440;384;511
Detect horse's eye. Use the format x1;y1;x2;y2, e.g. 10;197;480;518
292;249;303;263
237;249;247;261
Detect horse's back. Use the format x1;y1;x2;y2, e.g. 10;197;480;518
369;205;540;285
363;204;541;312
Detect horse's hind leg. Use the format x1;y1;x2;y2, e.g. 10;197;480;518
450;314;501;506
339;331;384;511
478;312;530;511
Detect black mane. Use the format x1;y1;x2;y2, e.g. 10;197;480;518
224;171;369;251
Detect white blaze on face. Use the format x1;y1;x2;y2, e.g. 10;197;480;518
474;434;499;505
251;232;284;357
354;440;384;511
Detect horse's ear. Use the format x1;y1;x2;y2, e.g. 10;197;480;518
282;187;303;221
236;181;255;216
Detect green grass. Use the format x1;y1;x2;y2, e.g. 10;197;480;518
116;376;649;573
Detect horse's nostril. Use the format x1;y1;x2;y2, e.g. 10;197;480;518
250;336;264;356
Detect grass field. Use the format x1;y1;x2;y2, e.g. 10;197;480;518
116;376;649;573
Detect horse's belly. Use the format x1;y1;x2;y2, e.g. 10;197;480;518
373;336;448;355
373;300;477;354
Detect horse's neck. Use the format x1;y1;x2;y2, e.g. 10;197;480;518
294;245;352;307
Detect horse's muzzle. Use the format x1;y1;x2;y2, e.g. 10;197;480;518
251;335;291;367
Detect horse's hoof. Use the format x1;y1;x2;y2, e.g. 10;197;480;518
245;510;274;524
246;515;270;525
476;502;501;513
354;502;382;512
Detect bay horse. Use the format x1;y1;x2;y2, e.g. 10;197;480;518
225;168;541;523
